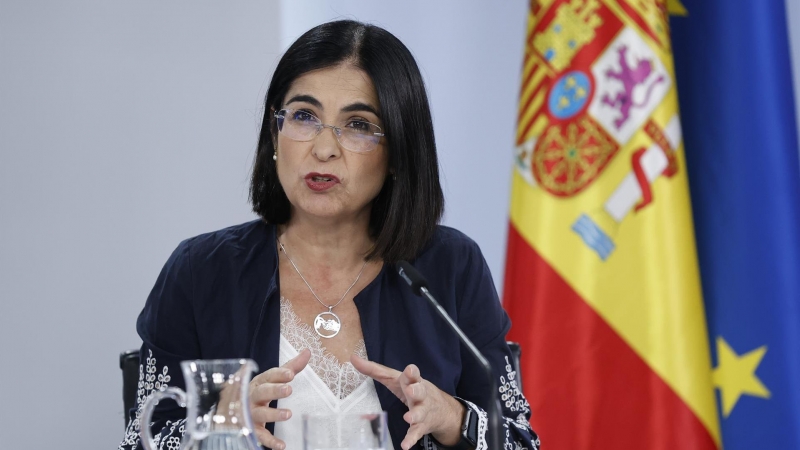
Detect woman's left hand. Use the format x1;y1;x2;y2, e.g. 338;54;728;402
351;354;466;450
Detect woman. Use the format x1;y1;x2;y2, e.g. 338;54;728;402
119;20;540;450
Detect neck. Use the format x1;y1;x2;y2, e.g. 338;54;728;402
278;210;374;271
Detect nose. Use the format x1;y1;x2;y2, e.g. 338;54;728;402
311;125;342;161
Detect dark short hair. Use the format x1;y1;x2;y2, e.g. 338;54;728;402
250;20;444;263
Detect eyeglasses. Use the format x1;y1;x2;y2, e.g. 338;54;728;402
274;109;385;154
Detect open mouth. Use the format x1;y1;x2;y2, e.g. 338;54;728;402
305;173;339;183
305;173;340;191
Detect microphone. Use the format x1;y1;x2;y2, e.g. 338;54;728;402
396;261;503;450
396;260;426;295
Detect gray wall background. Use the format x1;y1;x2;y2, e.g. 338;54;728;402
0;1;797;448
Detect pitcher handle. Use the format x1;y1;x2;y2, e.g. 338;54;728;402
139;387;188;450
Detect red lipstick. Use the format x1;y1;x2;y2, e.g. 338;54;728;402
304;172;340;192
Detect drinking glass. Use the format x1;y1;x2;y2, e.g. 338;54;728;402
302;412;389;450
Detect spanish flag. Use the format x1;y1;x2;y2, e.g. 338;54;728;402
503;0;720;448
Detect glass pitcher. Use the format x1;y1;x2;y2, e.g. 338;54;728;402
140;358;261;450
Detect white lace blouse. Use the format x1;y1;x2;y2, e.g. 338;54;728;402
273;297;393;450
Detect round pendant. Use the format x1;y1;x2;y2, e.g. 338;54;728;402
313;311;341;339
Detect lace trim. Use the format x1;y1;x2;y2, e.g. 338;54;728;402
280;296;369;400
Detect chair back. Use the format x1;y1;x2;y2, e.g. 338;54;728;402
119;349;140;427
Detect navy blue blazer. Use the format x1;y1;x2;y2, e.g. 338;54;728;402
119;220;539;450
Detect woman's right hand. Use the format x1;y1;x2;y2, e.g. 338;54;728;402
249;349;311;449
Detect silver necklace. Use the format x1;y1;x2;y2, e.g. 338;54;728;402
278;240;367;339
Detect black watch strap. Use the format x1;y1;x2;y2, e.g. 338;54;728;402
429;398;479;449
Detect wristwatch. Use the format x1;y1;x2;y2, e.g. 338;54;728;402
430;398;478;449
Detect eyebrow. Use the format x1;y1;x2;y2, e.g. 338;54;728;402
285;95;322;108
284;95;380;118
341;102;380;118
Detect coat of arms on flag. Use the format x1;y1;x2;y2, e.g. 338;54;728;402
515;0;681;260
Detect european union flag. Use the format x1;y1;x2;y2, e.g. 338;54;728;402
671;1;800;448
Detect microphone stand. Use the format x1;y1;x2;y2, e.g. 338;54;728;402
417;285;503;450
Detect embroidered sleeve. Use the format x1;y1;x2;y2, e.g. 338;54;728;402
495;354;541;450
119;348;187;450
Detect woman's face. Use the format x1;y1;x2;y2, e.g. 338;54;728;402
275;64;389;223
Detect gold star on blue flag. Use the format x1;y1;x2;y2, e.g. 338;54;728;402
712;337;770;417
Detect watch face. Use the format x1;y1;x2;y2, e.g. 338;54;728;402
463;408;478;446
450;399;478;449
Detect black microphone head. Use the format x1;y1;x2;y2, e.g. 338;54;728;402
396;260;428;296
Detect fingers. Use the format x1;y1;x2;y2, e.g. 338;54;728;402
400;389;434;448
352;355;402;390
251;366;295;387
401;422;428;450
254;427;286;450
251;405;292;424
398;364;424;405
251;349;311;387
281;348;311;375
252;406;289;450
249;349;311;406
351;354;408;401
403;403;429;426
350;354;401;382
246;352;311;450
398;369;460;449
403;364;422;383
250;381;293;405
402;380;426;405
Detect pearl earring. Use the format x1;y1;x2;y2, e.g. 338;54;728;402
273;151;277;161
